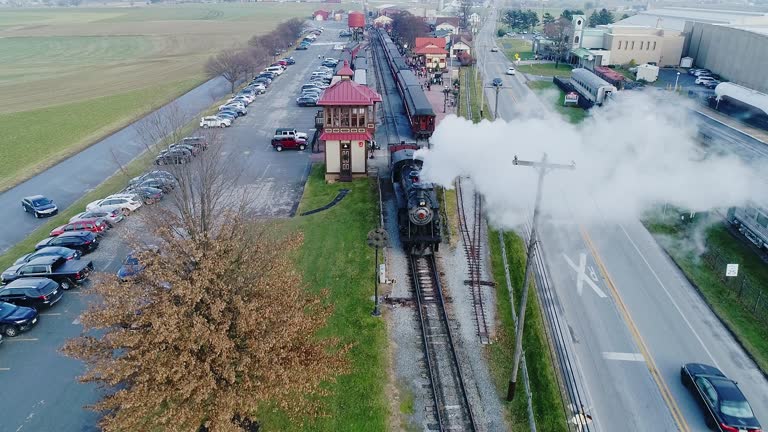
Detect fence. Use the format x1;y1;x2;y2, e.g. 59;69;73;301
701;244;768;322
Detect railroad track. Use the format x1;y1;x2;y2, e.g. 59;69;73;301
456;178;490;344
409;254;478;432
371;32;407;145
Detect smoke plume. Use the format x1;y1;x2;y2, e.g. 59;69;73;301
417;91;766;229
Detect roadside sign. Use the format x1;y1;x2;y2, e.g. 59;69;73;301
514;53;520;60
564;92;579;106
726;264;739;277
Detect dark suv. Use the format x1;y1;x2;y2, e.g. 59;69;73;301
0;301;38;337
271;136;307;152
21;195;58;218
35;231;99;254
0;278;63;309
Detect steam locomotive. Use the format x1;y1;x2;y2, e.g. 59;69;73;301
390;144;441;255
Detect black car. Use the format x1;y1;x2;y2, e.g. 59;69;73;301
0;301;38;337
492;77;503;87
282;57;296;65
155;148;192;165
168;143;200;156
128;170;175;187
35;231;99;254
14;246;81;266
216;111;238;121
0;278;63;309
681;363;762;432
133;177;176;192
179;136;208;151
296;96;318;107
21;195;58;218
129;186;163;204
2;255;93;288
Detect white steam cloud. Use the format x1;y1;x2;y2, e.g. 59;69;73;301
418;91;766;228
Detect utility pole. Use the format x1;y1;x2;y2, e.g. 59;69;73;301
494;83;501;119
507;153;575;401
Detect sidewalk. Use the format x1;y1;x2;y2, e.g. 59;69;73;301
421;80;457;128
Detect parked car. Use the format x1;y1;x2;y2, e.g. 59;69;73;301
216;111;238;122
296;96;318;107
14;247;81;266
0;278;63;309
506;67;516;75
70;209;123;227
155;148;193;165
35;231;99;254
200;116;231;128
49;218;108;237
1;255;93;289
696;76;717;85
271;136;307;152
128;170;175;187
130;177;176;193
117;252;146;281
681;363;762;432
21;195;58;218
704;80;721;89
275;128;308;141
301;90;322;100
246;83;267;94
129;186;164;204
221;104;247;116
86;194;143;215
168;143;201;157
281;57;296;65
179;137;208;151
0;302;38;337
296;44;308;50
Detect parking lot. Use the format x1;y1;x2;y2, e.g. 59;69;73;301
0;19;349;432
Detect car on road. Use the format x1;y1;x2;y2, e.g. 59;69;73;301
155;148;193;165
296;96;318;107
21;195;58;218
0;302;38;337
70;209;123;227
86;194;143;215
271;136;307;152
129;186;164;204
492;77;503;87
0;278;63;310
491;46;499;52
49;218;108;237
681;363;762;432
200;116;231;128
506;67;516;75
1;255;93;289
14;247;81;266
35;231;99;254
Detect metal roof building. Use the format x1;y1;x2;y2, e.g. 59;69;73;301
616;7;768;32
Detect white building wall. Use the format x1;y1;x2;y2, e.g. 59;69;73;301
325;141;340;173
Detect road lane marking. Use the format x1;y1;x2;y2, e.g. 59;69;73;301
581;227;690;432
0;367;10;371
5;338;38;342
618;223;719;367
602;352;645;362
563;252;607;298
39;313;61;316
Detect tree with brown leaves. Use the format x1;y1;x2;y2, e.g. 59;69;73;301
64;138;350;431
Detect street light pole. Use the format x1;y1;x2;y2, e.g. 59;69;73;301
674;71;680;92
507;153;575;401
494;84;501;119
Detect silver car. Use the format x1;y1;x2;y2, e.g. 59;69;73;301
70;209;124;226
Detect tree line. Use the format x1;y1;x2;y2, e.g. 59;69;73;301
588;8;615;27
205;18;304;93
502;9;540;32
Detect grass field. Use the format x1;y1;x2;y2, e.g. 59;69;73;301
498;37;535;60
258;165;388;430
526;81;587;124
516;62;573;77
488;230;568;432
645;216;768;373
0;3;316;190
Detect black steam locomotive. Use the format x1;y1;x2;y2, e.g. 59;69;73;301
390;144;441;255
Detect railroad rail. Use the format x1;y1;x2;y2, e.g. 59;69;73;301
409;254;478;432
371;31;408;145
456;178;490;344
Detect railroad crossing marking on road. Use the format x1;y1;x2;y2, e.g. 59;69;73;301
563;252;607;298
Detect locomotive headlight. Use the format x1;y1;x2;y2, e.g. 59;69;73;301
409;207;433;225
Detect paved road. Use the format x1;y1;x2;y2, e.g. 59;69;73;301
0;21;347;431
475;7;768;431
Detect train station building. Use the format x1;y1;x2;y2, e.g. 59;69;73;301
318;64;382;182
414;37;448;71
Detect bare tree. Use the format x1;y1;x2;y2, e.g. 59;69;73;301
206;49;246;93
135;102;188;154
543;17;574;68
64;128;351;431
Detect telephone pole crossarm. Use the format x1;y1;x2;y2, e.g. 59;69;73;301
507;152;575;402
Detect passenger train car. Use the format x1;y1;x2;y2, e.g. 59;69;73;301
728;205;768;249
571;68;617;106
376;29;436;139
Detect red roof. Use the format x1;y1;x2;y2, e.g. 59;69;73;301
320;131;372;141
595;66;626;82
415;37;446;49
318;79;382;106
337;60;354;77
435;17;460;27
415;45;448;55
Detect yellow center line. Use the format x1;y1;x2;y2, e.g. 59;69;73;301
580;226;690;432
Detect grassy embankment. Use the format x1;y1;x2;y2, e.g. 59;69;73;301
0;3;315;191
526;81;587;124
498;37;535;60
259;165;388;430
516;62;573;77
459;65;567;429
645;215;768;373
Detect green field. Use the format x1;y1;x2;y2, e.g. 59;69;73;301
516;62;573;77
498;37;535;60
258;165;388;430
527;81;587;124
0;3;316;190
